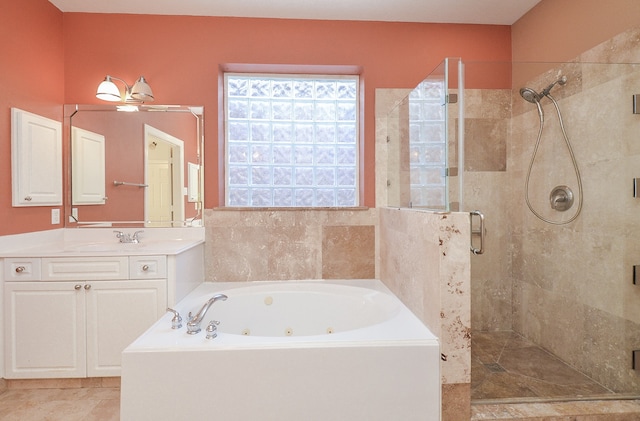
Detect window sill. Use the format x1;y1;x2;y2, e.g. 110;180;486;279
212;206;370;212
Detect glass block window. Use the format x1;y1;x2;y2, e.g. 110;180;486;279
408;79;447;209
224;74;359;207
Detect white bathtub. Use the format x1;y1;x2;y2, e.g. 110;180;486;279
120;279;440;421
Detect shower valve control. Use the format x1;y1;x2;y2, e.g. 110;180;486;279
549;186;574;212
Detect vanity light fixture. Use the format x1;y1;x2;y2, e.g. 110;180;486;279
96;75;154;103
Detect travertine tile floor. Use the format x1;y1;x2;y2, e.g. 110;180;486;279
472;331;613;401
471;331;640;420
0;380;119;421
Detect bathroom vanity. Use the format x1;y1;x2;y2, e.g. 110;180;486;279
0;228;204;379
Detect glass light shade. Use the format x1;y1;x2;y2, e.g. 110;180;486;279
130;76;154;101
96;76;122;102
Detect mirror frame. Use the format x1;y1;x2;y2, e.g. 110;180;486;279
63;104;204;228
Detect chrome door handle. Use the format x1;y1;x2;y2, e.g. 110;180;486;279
470;210;485;255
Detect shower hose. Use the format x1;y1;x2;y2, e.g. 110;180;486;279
524;93;583;225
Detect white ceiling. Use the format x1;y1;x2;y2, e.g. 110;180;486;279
48;0;542;25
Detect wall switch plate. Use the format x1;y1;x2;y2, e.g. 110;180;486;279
51;208;60;224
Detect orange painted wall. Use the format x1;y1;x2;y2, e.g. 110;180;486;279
513;0;640;63
62;14;512;208
0;0;64;236
3;1;640;235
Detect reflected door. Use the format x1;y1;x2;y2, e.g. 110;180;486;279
144;125;185;227
147;141;173;225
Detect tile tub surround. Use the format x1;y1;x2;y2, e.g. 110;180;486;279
204;208;376;281
378;207;471;420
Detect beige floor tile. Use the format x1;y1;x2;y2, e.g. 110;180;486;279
0;387;121;421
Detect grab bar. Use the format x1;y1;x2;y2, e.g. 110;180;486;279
470;210;485;255
113;181;148;188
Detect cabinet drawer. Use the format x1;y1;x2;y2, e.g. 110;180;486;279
42;257;128;281
3;258;41;281
129;256;167;279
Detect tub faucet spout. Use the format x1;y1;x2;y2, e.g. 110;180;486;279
186;294;227;334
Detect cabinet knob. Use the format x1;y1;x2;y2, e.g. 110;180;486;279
15;266;25;273
74;284;82;290
24;196;32;201
142;264;150;271
84;284;91;290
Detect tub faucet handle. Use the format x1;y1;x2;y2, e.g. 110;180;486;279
166;307;182;329
206;320;220;339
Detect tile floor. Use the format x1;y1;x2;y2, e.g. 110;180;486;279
472;331;614;401
0;379;119;421
470;331;640;420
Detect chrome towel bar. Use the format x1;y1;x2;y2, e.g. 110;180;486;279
113;180;148;187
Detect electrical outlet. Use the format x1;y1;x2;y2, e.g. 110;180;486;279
51;209;60;225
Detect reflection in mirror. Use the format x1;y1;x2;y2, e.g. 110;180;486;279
65;104;204;228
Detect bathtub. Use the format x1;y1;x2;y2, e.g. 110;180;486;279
120;279;440;421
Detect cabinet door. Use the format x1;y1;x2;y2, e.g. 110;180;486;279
4;282;86;378
11;108;63;206
85;280;167;377
71;126;106;205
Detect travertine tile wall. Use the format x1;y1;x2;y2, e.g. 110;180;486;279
509;28;640;393
463;88;514;332
467;27;640;394
378;208;471;420
203;208;376;281
376;88;472;420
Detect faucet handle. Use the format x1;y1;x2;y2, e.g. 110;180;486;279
113;230;124;239
206;320;220;339
166;308;182;329
133;230;144;242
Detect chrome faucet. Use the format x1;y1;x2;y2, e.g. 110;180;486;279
186;294;228;334
113;230;144;244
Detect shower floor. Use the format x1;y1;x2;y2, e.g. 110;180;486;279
472;331;614;402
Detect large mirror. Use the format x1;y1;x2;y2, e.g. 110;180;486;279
64;104;204;228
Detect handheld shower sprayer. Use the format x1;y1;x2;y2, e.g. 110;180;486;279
519;75;567;103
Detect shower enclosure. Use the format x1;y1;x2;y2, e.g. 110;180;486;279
385;50;640;404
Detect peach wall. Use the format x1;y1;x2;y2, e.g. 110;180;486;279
61;14;512;209
513;0;640;63
68;111;198;223
0;0;64;235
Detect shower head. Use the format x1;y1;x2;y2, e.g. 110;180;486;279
520;87;541;103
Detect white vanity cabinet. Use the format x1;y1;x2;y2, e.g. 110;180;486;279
3;256;167;379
